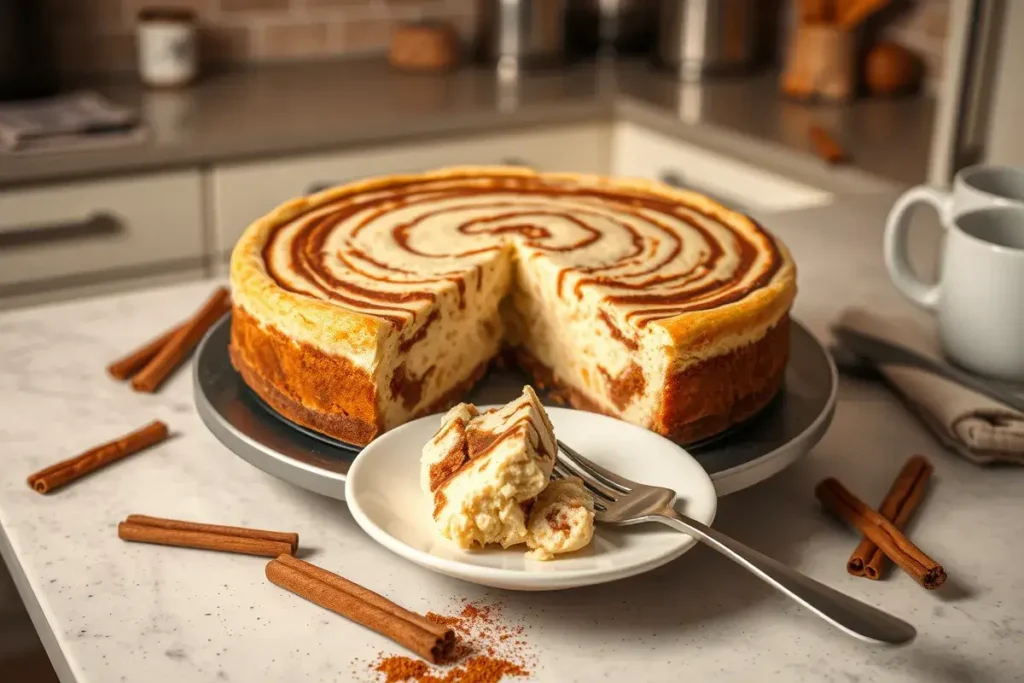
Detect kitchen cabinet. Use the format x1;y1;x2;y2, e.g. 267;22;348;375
0;561;39;664
0;171;205;304
611;122;833;215
208;123;612;259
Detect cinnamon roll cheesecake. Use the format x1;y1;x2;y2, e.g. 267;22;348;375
230;167;796;446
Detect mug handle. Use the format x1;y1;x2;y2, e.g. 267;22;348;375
883;186;949;310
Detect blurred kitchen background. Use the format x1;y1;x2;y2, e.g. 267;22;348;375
0;0;1018;678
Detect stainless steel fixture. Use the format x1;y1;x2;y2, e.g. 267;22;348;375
0;0;58;100
475;0;570;72
656;0;760;80
566;0;658;57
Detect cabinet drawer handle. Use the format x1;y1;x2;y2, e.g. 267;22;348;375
0;212;122;249
659;171;744;212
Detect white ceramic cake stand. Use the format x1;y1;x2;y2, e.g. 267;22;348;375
194;315;836;499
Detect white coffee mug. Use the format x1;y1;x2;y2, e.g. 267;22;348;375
884;205;1024;380
886;165;1024;228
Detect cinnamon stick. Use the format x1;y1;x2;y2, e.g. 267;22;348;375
265;555;455;663
131;287;230;393
107;322;187;380
816;477;946;589
809;125;848;164
847;456;933;579
123;514;299;555
119;523;290;557
26;420;169;494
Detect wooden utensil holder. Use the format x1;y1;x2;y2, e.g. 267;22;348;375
781;24;855;102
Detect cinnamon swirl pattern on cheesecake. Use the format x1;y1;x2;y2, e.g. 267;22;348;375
230;167;796;446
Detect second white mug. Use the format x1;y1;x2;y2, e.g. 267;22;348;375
885;164;1024;228
884;204;1024;380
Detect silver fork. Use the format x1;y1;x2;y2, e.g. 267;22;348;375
554;440;916;645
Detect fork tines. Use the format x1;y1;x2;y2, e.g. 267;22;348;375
553;440;632;512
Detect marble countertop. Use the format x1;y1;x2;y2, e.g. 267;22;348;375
0;59;926;192
2;194;1023;683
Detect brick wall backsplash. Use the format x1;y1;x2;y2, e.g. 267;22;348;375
50;0;948;88
49;0;478;74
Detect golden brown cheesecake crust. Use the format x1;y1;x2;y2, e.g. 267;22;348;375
232;305;789;447
231;305;493;444
230;306;381;444
657;316;789;443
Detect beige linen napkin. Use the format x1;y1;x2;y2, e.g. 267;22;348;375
836;308;1024;465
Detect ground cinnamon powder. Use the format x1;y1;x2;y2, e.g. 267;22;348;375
376;657;430;683
375;655;526;683
365;600;535;683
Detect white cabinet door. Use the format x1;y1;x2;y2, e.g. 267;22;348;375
0;171;205;292
611;122;833;214
209;123;611;257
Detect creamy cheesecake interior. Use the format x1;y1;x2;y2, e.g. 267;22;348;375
525;476;595;561
230;167;796;447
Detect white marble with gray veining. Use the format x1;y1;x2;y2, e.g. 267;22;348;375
1;194;1022;683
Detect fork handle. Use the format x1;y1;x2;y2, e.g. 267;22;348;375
654;507;916;645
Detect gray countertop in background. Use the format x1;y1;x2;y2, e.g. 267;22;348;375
0;59;931;191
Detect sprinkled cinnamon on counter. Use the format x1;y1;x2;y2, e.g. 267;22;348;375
365;600;535;683
376;656;430;683
375;655;526;683
426;613;462;629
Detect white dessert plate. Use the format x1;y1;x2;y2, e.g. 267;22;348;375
344;408;717;591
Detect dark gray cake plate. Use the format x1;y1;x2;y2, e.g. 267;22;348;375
194;315;836;499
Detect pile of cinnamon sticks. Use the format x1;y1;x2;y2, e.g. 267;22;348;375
816;455;945;589
108;286;230;393
29;430;452;662
27;280;455;663
26;286;231;494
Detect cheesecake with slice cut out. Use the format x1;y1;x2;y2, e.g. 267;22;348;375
229;167;796;447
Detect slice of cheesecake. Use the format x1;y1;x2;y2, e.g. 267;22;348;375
421;386;556;549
